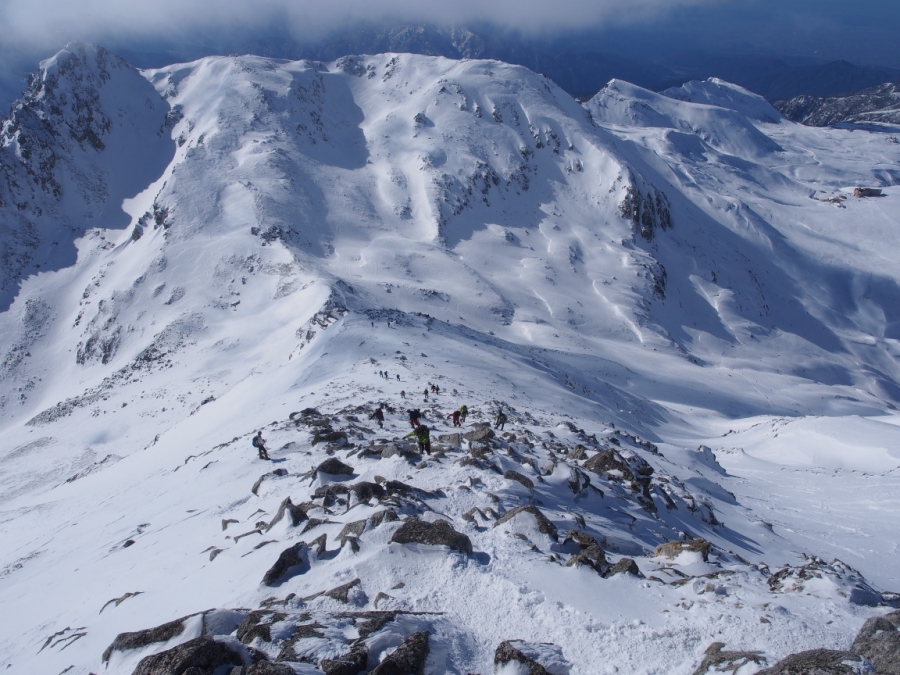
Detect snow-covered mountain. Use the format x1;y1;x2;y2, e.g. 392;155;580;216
776;81;900;127
2;42;900;675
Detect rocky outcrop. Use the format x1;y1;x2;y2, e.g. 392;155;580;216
102;613;196;662
131;636;245;675
463;426;495;442
494;640;571;675
692;642;766;675
316;458;355;475
755;649;873;674
264;496;308;531
603;558;643;579
654;538;711;562
261;543;309;586
495;505;558;540
850;611;900;674
369;630;430;675
321;646;368;675
390;518;473;555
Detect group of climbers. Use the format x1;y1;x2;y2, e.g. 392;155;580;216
251;397;508;460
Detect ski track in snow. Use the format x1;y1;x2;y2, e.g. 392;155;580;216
1;44;900;674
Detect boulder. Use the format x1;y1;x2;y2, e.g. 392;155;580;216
237;611;287;644
584;449;653;484
437;432;461;446
264;497;308;531
370;509;400;527
338;520;367;546
390;519;473;555
316;458;354;476
494;505;558;540
755;649;874;674
603;558;643;579
464;426;495;443
370;631;430;675
262;543;309;586
313;430;348;446
566;543;607;574
251;469;288;495
504;470;535;491
350;481;386;502
494;640;571;675
851;611;900;674
247;663;295;675
102;613;196;662
131;636;244;675
381;443;414;459
325;578;362;604
692;642;766;675
321;646;368;675
654;538;711;562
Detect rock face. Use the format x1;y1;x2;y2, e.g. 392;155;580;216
131;636;244;675
389;518;473;555
851;611;900;675
264;496;307;530
692;642;766;675
261;542;309;586
316;458;354;475
494;505;558;540
463;426;495;442
755;649;874;674
504;469;534;491
102;613;194;662
654;538;711;562
494;640;571;675
320;646;368;675
603;557;643;579
369;630;430;675
246;662;296;675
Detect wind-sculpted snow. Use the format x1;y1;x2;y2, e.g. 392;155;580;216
1;45;900;674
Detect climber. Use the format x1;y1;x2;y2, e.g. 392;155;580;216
252;431;270;460
447;409;461;427
370;406;385;429
423;387;429;401
458;404;468;423
408;408;421;427
495;409;508;431
405;424;431;455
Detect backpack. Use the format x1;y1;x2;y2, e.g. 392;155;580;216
252;436;260;448
497;412;507;423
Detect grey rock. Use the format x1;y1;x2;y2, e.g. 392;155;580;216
437;432;461;445
338;520;367;546
251;469;288;495
494;640;557;675
350;481;386;502
325;578;362;603
261;543;309;586
692;642;766;675
264;497;308;531
756;649;874;674
102;613;196;662
603;557;643;579
313;430;348;446
566;543;608;574
504;469;534;491
851;611;900;674
463;426;495;442
316;458;354;475
390;518;473;555
370;508;399;527
246;663;295;675
321;645;368;675
654;538;711;562
495;505;558;540
370;630;430;675
131;636;244;675
237;610;287;644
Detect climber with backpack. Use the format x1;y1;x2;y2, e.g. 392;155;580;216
252;431;270;460
494;409;508;431
405;424;431;455
458;404;468;423
370;406;385;429
447;409;461;427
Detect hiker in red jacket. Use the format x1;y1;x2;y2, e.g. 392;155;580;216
447;409;461;427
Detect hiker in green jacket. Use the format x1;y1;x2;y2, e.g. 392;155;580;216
405;424;431;455
458;404;468;423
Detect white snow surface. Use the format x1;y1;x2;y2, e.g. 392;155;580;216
1;43;900;674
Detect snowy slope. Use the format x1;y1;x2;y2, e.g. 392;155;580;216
1;45;900;675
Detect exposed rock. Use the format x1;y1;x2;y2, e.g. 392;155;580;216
102;613;196;662
382;443;415;459
584;448;653;483
390;518;473;555
321;645;368;675
325;578;362;603
504;469;534;491
313;429;348;446
437;432;461;445
251;468;288;495
338;520;367;546
494;639;570;675
464;426;495;442
370;508;400;527
237;611;287;644
246;663;295;675
603;558;643;579
316;458;354;475
566;543;608;574
495;505;558;540
264;497;308;531
755;649;874;674
692;642;766;675
767;558;883;605
262;543;309;586
654;538;711;562
132;636;244;675
307;533;328;556
302;518;338;534
567;467;591;494
567;445;588;461
370;630;430;675
851;611;900;674
350;481;386;502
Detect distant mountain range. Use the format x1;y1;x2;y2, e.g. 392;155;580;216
776;81;900;127
106;23;900;103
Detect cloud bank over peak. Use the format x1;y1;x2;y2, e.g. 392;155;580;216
1;0;723;51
